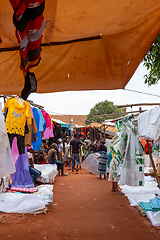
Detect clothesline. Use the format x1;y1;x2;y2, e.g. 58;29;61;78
0;95;44;110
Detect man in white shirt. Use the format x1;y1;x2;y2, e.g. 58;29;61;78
57;138;63;162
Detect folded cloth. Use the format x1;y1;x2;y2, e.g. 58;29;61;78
149;198;160;209
139;202;160;211
10;186;38;193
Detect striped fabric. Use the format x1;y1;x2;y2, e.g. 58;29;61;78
10;186;38;193
9;0;45;73
98;151;108;174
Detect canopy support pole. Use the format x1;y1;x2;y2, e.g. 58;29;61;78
146;140;160;188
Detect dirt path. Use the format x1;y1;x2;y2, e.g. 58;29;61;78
0;168;160;240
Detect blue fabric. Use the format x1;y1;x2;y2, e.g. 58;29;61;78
32;108;46;150
11;148;34;188
139;201;160;211
149;197;160;209
107;151;112;169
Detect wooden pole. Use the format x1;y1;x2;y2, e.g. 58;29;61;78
146;140;160;188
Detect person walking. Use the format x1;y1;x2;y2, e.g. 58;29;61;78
57;138;63;162
64;137;71;167
70;133;81;173
97;141;108;180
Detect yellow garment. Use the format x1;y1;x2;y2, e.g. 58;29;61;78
3;97;32;136
49;114;54;130
25;113;37;146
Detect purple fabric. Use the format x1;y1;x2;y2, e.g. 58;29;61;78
11;148;34;188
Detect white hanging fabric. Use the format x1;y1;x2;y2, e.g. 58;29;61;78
138;107;160;140
0;103;15;178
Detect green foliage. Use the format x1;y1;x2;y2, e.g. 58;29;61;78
86;100;124;123
143;34;160;86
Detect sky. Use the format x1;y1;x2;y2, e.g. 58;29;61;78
28;62;160;116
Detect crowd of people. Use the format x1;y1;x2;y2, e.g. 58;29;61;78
27;132;111;183
26;132;160;196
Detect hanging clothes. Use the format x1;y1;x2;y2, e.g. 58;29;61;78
138;107;160;141
25;107;37;147
11;148;34;188
9;0;45;73
0;104;15;178
32;108;46;150
3;97;32;155
41;110;54;139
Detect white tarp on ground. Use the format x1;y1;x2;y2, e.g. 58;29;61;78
35;164;58;184
120;167;160;227
0;185;53;214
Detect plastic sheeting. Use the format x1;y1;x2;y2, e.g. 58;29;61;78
0;184;53;213
0;1;160;94
120;172;160;227
81;153;100;176
35;164;58;184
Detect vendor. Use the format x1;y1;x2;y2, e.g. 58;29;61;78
48;143;67;176
27;147;41;184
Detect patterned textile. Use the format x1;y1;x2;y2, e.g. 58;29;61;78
9;0;45;73
98;151;108;174
108;118;144;186
10;186;38;193
108;158;121;182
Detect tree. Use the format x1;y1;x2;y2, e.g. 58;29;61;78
86;100;125;123
143;34;160;86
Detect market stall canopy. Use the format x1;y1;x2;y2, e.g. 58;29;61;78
90;122;103;128
52;118;72;129
105;126;119;136
102;121;115;127
0;0;160;94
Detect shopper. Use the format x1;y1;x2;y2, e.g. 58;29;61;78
70;133;81;172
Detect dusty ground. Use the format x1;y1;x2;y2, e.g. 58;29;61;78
0;168;160;240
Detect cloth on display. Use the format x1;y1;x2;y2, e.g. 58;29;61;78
0;104;15;178
138;202;160;211
3;97;32;154
9;0;45;72
41;110;54;139
8;133;25;155
108;118;144;186
21;71;37;100
25;109;37;147
11;148;34;188
3;97;32;136
149;197;160;209
10;186;38;193
32;107;46;150
138;107;160;141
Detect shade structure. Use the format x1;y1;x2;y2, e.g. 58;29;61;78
52;118;72;129
0;0;160;94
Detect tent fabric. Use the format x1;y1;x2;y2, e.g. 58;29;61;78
0;0;160;94
52;118;72;128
